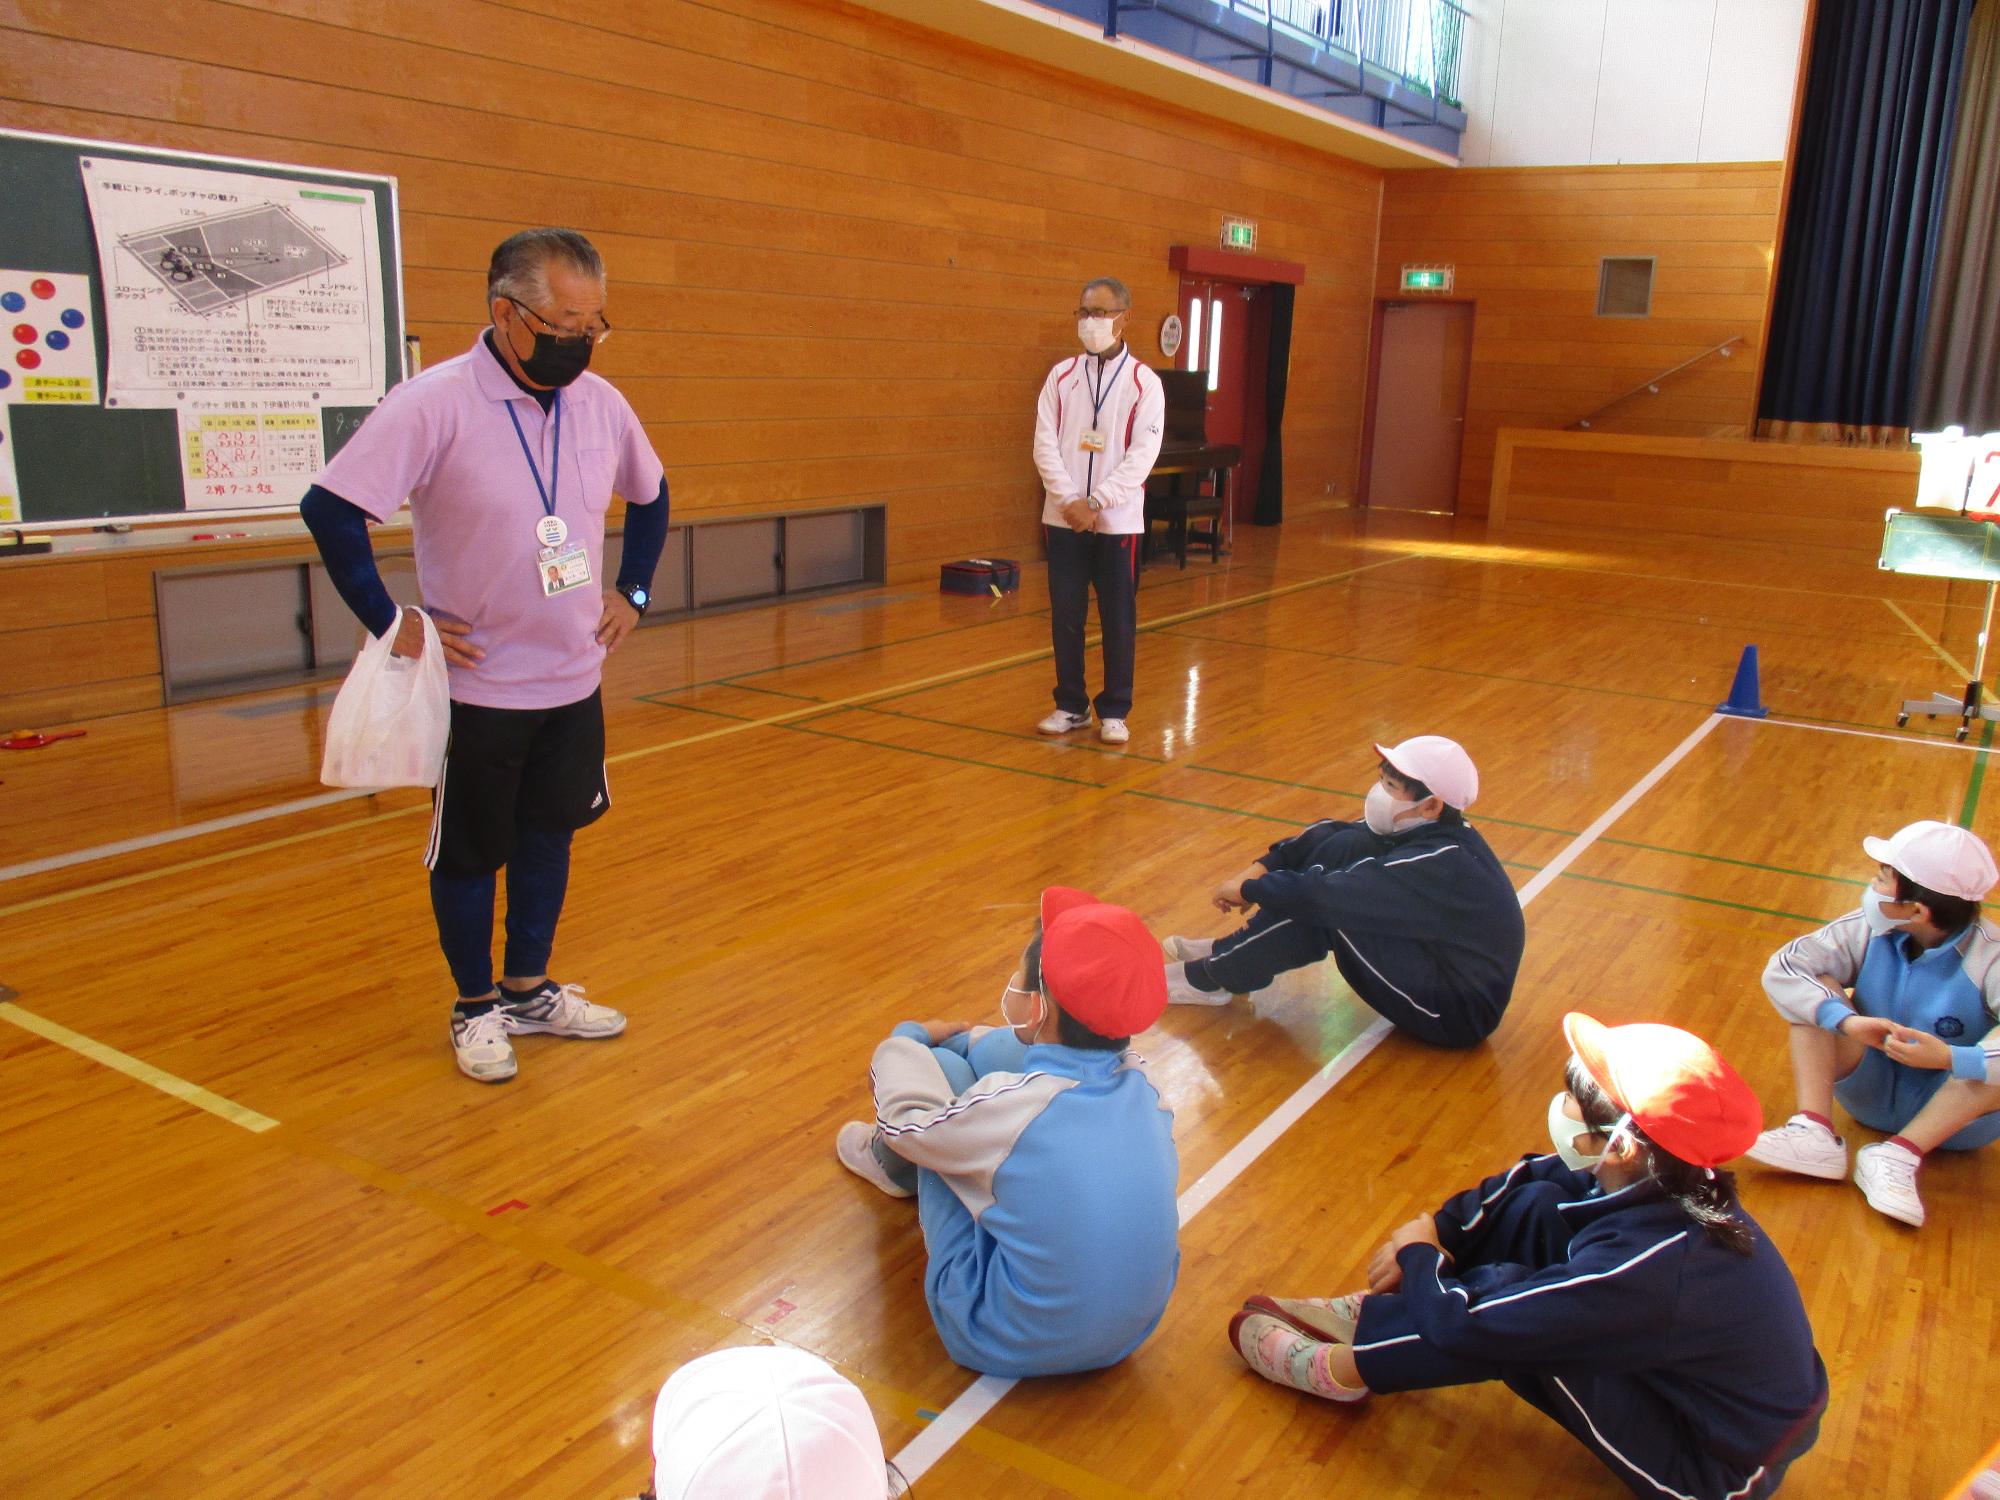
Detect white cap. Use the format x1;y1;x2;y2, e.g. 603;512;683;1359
652;1347;885;1500
1862;820;1998;901
1375;735;1479;809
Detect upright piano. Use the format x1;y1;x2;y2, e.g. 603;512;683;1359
1145;369;1241;567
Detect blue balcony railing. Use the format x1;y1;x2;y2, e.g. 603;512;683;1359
1037;0;1469;154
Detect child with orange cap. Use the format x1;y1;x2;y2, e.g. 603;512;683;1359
836;887;1180;1378
1228;1014;1827;1500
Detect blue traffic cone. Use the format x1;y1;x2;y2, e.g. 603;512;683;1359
1717;645;1769;718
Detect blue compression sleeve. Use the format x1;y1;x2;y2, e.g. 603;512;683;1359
616;477;672;594
301;485;399;638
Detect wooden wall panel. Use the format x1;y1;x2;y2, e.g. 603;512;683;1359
1489;430;1923;588
1377;162;1783;517
0;0;1385;582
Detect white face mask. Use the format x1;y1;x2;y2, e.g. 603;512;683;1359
1861;885;1916;937
1077;316;1118;354
1364;781;1431;836
1000;980;1043;1038
1547;1092;1606;1171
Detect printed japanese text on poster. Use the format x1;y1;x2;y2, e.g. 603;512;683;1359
177;398;326;512
0;406;19;523
80;157;386;409
0;270;99;406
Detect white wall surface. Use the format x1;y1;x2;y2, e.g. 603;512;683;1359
1454;0;1808;167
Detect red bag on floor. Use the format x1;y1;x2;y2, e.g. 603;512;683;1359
940;558;1020;595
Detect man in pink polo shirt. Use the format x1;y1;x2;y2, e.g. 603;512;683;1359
301;227;671;1083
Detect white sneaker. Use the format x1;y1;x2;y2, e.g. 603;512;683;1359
499;981;626;1039
836;1121;914;1199
1163;934;1215;963
1099;718;1130;745
1165;960;1233;1007
1853;1142;1925;1227
1744;1114;1848;1180
1038;709;1091;735
451;1005;517;1084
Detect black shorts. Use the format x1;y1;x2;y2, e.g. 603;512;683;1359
425;689;609;877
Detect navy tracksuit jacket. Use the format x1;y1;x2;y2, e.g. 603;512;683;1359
1352;1155;1828;1499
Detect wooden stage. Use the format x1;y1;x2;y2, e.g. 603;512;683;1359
2;510;1995;1498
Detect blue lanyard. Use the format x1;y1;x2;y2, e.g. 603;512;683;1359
1086;350;1128;426
504;392;561;518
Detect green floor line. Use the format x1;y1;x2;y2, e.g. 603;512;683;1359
1960;718;1998;826
726;683;826;702
1130;786;1823;925
856;704;1171;764
1153;625;1714;710
1186;764;1857;886
633;560;1285;702
642;697;1101;787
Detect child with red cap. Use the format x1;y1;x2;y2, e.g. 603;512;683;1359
1746;819;2000;1228
835;887;1180;1378
1163;734;1524;1047
1228;1014;1827;1500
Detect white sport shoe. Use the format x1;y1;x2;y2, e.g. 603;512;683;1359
1853;1141;1925;1227
1165;960;1233;1007
451;1005;518;1084
1744;1114;1848;1180
1038;709;1092;735
1098;718;1130;745
499;981;626;1039
1163;934;1215;963
1242;1291;1367;1345
836;1121;914;1199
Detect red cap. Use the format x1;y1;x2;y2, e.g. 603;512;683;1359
1039;886;1169;1039
1562;1012;1762;1169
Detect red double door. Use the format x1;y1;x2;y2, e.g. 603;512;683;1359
1177;274;1272;524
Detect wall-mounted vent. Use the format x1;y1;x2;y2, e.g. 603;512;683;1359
1597;257;1655;318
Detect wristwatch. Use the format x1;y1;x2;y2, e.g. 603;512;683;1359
618;583;651;617
1086;495;1105;512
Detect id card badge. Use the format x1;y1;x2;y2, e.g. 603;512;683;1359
1079;428;1108;453
539;543;592;597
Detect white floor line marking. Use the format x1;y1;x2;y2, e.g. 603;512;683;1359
1516;714;1723;907
896;709;1721;1481
1758;715;1995;753
0;787;376;885
1880;597;1972;680
0;1002;279;1133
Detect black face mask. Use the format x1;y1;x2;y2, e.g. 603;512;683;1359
515;326;593;388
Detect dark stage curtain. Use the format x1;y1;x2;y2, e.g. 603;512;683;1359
1758;0;1975;439
1255;282;1294;526
1913;0;2000;433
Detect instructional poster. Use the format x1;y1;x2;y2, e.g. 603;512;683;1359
80;156;388;409
0;405;19;523
0;269;98;405
177;398;326;511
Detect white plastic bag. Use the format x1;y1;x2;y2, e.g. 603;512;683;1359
320;609;451;788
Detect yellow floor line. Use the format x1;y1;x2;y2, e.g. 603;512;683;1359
1880;596;1973;680
0;553;1415;920
0;1001;279;1132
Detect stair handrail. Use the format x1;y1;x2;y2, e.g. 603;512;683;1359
1568;336;1745;431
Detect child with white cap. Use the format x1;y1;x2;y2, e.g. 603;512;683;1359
834;887;1180;1378
1228;1014;1828;1500
1746;819;2000;1227
1162;735;1525;1048
641;1345;897;1500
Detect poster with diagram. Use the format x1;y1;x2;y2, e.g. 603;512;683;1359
176;398;326;511
80;156;388;409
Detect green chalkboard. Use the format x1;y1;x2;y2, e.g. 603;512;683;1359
1879;510;2000;582
0;129;403;525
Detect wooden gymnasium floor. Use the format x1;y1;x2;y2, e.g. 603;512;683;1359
3;509;1998;1499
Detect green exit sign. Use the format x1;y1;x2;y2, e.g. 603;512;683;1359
1401;264;1454;293
1221;217;1258;251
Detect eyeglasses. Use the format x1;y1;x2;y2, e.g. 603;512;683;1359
1074;306;1127;320
507;295;613;346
